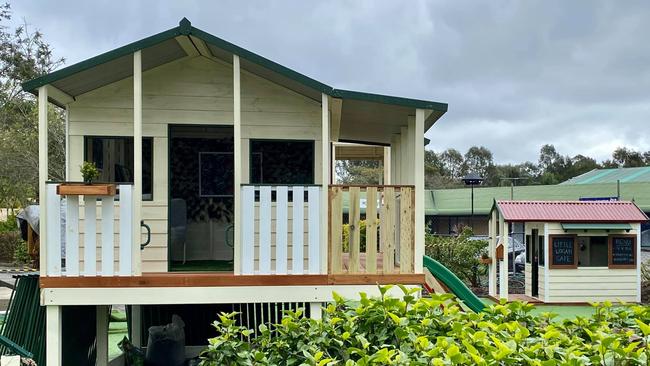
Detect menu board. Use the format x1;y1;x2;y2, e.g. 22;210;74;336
611;237;635;267
550;236;576;267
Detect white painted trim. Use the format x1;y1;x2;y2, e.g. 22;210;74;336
101;196;115;277
308;186;321;274
96;305;109;366
329;96;342;142
400;127;408;184
414;110;425;273
240;186;254;274
543;223;550;303
46;305;62;366
637;223;642;303
38;86;49;275
119;186;133;276
383;147;391;185
41;285;420;306
64;106;69;180
392;134;401;185
259;186;272;274
233;54;242;274
275;186;288;275
498;214;507;299
292;186;305;274
132;50;142;275
321;93;330;274
47;85;74;105
488;209;497;297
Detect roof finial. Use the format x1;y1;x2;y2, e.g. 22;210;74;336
179;18;191;35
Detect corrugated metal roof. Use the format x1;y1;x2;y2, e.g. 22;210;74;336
560;167;650;185
428;182;650;216
495;200;649;222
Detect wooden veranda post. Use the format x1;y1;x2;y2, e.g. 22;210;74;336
233;54;242;274
414;109;425;273
38;86;48;274
132;51;142;275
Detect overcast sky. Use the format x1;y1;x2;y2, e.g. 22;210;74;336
12;1;650;164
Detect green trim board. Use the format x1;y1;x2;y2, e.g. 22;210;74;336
22;18;447;113
561;223;632;231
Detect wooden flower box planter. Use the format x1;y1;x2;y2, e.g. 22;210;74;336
496;244;504;260
56;183;117;196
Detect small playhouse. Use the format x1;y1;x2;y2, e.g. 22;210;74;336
488;200;648;303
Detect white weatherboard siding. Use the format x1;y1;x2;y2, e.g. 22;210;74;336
67;55;321;272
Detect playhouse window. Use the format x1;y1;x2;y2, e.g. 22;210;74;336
84;136;154;200
577;236;608;267
250;140;314;184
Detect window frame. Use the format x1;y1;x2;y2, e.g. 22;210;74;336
548;234;578;269
83;135;154;201
608;234;637;269
248;139;316;185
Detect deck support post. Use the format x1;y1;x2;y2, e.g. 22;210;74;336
390;134;400;184
46;305;62;366
543;223;550;302
132;50;142;275
414;109;425;273
233;54;242;274
131;305;143;347
383;147;391;184
321;93;329;274
499;215;509;299
309;302;322;320
96;305;109;366
38;86;49;274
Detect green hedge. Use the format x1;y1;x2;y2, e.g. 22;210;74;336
200;286;650;365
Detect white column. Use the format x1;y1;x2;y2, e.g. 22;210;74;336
407;116;416;184
46;305;62;366
383;146;391;184
391;135;400;185
132;51;142;275
414;109;425;273
321;93;329;274
400;127;408;184
331;144;337;184
96;305;109;366
64;106;70;180
233;54;242;274
499;216;509;299
488;209;497;297
38;86;49;275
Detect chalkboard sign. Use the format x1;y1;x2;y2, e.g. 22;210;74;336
609;236;636;268
549;236;577;268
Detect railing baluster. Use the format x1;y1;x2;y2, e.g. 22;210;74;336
241;186;255;274
382;187;395;273
399;187;413;273
275;186;288;274
329;187;343;274
101;196;115;276
307;186;320;274
292;186;304;274
119;185;133;276
83;196;97;276
65;195;80;276
349;187;361;273
365;187;378;274
46;184;62;276
259;186;272;274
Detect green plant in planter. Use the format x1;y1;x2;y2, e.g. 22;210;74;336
80;161;100;184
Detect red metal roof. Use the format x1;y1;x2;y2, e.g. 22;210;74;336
495;200;649;222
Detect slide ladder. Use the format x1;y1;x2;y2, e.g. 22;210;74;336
422;255;486;313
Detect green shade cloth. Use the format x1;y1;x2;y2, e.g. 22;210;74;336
560;223;632;231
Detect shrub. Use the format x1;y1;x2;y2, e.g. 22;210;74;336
425;227;487;288
13;240;29;265
80;161;100;183
200;286;650;365
0;215;22;262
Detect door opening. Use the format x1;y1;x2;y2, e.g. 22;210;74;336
531;229;539;297
168;125;234;272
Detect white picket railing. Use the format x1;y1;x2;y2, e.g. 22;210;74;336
240;185;322;275
45;183;134;277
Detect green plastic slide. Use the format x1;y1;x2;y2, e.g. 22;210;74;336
423;255;486;313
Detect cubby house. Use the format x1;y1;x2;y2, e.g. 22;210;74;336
25;19;447;365
488;200;647;303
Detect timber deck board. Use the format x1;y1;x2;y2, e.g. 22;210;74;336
39;273;425;288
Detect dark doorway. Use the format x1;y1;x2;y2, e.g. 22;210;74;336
168;125;234;272
531;229;539;297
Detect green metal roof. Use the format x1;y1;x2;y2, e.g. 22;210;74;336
22;18;447;114
428;182;650;216
560;167;650;185
560;223;633;231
